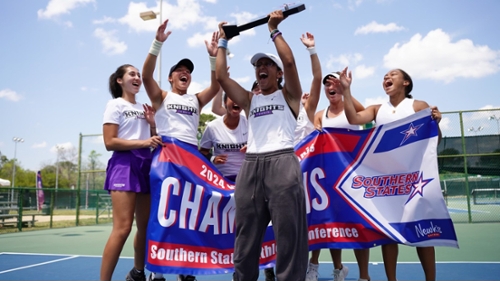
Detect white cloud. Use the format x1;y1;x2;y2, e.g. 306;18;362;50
234;76;251;84
364;96;386;107
439;117;451;130
187;32;215;48
348;0;364;10
383;29;500;83
50;142;75;153
38;0;95;19
0;89;23;102
119;1;216;33
188;81;206;95
355;21;404;35
93;28;127;55
229;12;259;37
32;142;47;149
90;136;104;144
325;53;363;71
202;0;217;3
93;16;116;25
354;65;375;79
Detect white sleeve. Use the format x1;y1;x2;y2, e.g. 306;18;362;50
199;125;213;150
103;99;120;125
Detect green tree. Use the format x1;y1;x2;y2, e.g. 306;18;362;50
198;113;217;135
87;150;104;190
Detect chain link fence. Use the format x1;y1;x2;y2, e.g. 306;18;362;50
2;108;499;232
438;108;500;223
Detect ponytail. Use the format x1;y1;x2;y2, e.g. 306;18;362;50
108;64;134;98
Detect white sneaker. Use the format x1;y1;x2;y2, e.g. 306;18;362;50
333;265;348;281
305;262;319;281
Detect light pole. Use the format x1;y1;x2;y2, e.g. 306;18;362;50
468;126;483;153
11;137;24;205
140;1;162;87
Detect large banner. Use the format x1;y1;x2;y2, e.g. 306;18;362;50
146;108;458;275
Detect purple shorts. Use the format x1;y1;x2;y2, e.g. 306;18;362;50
104;148;152;193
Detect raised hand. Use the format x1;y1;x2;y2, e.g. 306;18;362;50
430;106;442;124
300;32;315;48
218;22;228;40
338;66;352;92
205;31;220;57
143;103;156;126
156;19;172;42
268;10;284;31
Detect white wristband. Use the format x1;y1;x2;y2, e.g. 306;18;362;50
307;46;317;55
209;56;216;71
149;39;163;56
210;156;216;163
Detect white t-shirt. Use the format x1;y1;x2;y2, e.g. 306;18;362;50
376;98;415;125
155;92;200;146
321;106;361;130
294;104;315;145
247;90;297;153
102;98;150;140
200;115;248;176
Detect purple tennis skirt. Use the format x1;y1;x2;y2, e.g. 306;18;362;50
104;148;152;193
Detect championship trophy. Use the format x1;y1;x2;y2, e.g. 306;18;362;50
222;4;306;39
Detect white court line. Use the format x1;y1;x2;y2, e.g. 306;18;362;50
0;255;79;274
0;252;133;259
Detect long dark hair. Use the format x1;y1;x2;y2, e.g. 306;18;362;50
109;64;134;98
398;69;413;98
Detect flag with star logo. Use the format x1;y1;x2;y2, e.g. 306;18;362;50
297;108;458;249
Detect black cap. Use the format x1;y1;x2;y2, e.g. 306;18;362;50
168;58;194;77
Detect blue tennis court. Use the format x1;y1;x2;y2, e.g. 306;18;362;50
1;252;499;281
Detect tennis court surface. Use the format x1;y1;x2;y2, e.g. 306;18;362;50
1;222;499;281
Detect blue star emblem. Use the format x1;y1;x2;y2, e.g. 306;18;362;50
400;122;423;145
406;172;433;204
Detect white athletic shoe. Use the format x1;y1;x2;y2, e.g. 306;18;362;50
305;262;319;281
333;265;348;281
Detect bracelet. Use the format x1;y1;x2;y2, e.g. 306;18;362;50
149;39;163;56
218;38;228;49
307;46;317;55
270;29;280;38
209;56;216;71
271;31;282;42
210;156;216;163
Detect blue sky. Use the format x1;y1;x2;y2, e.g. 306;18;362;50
1;0;499;172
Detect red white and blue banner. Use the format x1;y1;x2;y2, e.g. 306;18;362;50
146;108;458;275
36;171;45;211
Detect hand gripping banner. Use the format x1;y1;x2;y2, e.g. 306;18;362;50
146;108;458;275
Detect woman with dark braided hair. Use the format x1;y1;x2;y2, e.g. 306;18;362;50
340;67;442;281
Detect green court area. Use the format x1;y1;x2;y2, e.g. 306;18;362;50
1;222;498;263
